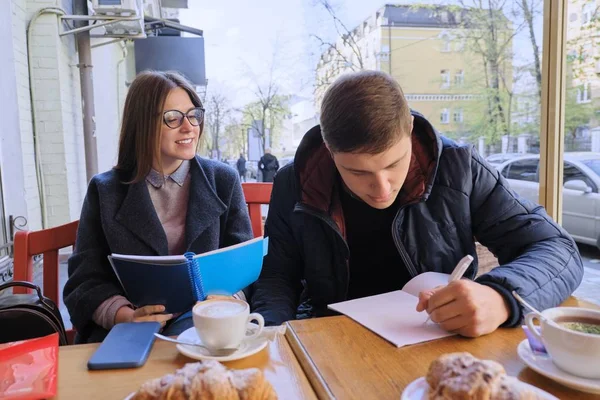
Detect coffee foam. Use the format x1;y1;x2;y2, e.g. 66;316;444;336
195;300;246;318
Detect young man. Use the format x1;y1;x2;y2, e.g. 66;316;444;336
251;71;583;337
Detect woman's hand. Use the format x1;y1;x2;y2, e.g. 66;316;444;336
115;305;173;327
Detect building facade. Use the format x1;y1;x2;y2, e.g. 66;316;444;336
315;4;513;141
0;0;193;247
566;0;600;127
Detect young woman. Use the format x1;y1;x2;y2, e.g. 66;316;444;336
64;71;253;343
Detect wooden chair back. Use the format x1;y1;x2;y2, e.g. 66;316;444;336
242;183;273;237
13;220;79;343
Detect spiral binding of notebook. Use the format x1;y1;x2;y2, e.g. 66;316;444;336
184;252;205;301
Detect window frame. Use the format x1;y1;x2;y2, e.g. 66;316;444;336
454;69;464;86
440;108;450;124
453;108;464;123
440;69;450;88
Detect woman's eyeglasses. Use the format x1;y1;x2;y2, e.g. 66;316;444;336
163;107;205;129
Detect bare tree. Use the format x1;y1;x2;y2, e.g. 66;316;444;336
205;90;231;159
311;0;369;98
220;117;248;158
447;0;529;144
516;0;542;100
241;56;290;153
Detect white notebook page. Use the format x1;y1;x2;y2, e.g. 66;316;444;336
328;272;455;347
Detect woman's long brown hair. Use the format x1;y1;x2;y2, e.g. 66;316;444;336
115;71;203;183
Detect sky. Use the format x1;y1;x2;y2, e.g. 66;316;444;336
178;0;543;108
178;1;392;107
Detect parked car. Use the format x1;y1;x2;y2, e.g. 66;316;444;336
497;152;600;249
486;152;533;168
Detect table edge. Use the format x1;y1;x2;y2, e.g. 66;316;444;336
285;322;336;400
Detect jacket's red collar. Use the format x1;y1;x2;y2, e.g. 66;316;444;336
294;118;438;219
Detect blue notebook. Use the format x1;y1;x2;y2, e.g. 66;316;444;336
107;237;268;313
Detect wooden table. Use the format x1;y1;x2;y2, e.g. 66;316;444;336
286;297;600;400
55;335;316;399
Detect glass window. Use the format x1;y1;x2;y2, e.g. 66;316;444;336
440;108;450;124
440;69;450;88
564;162;588;182
582;159;600;177
562;0;599;249
576;82;592;103
175;1;543;204
440;32;452;52
506;159;539;182
564;161;596;190
453;108;463;123
582;2;595;25
455;70;464;86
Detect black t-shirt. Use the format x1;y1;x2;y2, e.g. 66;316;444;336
340;186;412;300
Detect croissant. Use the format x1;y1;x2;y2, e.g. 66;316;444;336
426;352;537;400
230;368;277;400
131;361;276;400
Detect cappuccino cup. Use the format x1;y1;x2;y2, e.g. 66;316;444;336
192;299;264;351
525;307;600;379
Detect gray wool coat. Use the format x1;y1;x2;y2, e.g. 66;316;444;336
63;156;253;342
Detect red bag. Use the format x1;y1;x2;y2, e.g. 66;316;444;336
0;333;58;400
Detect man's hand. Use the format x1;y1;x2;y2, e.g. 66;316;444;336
115;305;173;327
416;280;510;337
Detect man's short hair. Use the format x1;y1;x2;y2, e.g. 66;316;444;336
320;70;412;154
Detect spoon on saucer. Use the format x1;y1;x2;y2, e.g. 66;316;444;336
154;333;238;356
512;291;546;320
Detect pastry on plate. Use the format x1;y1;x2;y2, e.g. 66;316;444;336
131;360;277;400
426;352;538;400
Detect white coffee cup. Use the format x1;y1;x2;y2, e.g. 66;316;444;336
192;298;264;351
525;307;600;379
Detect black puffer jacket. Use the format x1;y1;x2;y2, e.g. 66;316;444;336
251;112;584;327
259;154;279;182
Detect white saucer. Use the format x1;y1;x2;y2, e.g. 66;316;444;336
175;324;268;362
517;339;600;394
401;376;558;400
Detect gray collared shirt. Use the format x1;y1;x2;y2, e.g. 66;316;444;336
146;159;191;188
145;160;191;255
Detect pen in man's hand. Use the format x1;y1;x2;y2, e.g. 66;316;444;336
424;255;475;324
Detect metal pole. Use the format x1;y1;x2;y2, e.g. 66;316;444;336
74;0;98;181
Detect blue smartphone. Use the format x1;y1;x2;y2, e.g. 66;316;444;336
87;322;161;370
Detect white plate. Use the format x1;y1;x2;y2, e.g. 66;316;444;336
401;376;558;400
175;324;268;362
517;338;600;394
